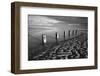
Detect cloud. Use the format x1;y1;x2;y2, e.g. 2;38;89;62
28;15;62;26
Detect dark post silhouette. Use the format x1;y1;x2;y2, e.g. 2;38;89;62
72;30;74;36
68;30;70;38
75;30;77;35
64;31;66;41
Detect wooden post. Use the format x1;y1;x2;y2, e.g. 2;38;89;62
68;30;70;38
72;30;74;36
55;32;59;44
75;30;77;35
42;34;47;46
64;31;66;41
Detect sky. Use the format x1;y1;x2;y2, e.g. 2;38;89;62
28;15;88;36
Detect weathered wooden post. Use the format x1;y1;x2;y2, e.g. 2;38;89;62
55;32;59;44
72;30;74;36
42;34;47;46
64;31;66;41
68;30;70;38
75;30;77;35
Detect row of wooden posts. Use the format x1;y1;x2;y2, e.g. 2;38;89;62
42;30;81;45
